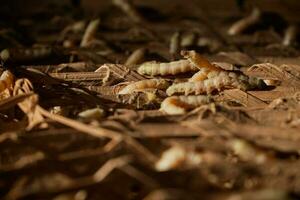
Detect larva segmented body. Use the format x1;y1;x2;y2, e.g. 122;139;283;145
167;71;252;96
118;79;170;94
0;46;53;63
137;60;198;76
0;70;14;93
189;68;220;82
181;50;221;71
160;95;212;115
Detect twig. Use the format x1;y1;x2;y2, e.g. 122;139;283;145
0;92;33;111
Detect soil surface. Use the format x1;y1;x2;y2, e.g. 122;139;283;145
1;0;300;199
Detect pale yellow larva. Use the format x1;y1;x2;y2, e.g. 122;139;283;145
181;50;222;71
167;71;252;96
282;25;298;46
118;79;170;94
80;18;100;47
0;46;53;63
112;0;143;23
125;48;147;67
160;95;212;115
228;8;261;36
137;59;198;76
188;68;220;82
0;70;14;93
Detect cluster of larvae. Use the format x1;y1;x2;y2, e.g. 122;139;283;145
118;50;265;115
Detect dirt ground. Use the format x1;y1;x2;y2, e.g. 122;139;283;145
1;0;300;199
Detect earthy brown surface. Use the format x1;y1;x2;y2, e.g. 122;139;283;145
1;0;300;199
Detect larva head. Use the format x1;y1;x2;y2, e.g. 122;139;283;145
160;97;186;115
137;61;156;75
180;50;196;60
180;50;220;71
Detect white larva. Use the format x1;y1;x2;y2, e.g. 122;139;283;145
118;79;170;94
166;71;251;96
125;48;146;67
160;95;212;115
0;47;52;62
137;59;198;76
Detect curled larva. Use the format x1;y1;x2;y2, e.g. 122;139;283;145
228;8;261;36
137;59;198;76
189;68;220;82
0;70;14;93
80;18;100;47
118;79;170;94
181;50;222;71
160;95;212;115
167;71;254;96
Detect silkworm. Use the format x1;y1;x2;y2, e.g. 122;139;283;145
125;48;146;67
167;71;260;96
0;46;53;63
80;18;100;47
0;70;14;93
137;59;198;76
282;25;298;46
160;95;212;115
189;68;220;82
118;79;170;94
181;50;222;71
169;32;181;55
228;7;261;36
112;0;143;23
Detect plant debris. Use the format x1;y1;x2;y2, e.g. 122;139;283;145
1;0;300;199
